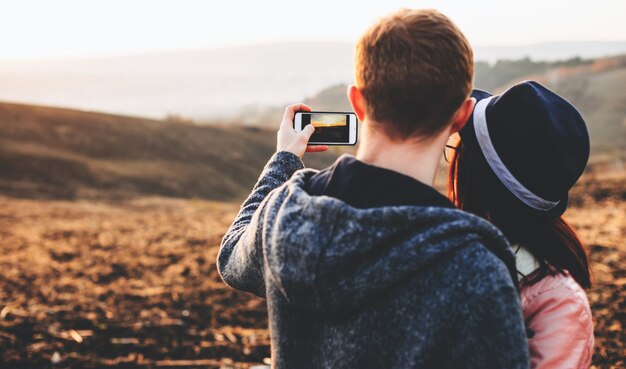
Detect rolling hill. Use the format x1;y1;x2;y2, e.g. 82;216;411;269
495;55;626;152
2;54;623;200
0;103;337;200
270;55;626;154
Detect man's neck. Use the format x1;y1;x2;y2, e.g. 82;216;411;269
355;122;449;187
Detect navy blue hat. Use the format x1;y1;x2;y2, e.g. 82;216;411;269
459;81;590;217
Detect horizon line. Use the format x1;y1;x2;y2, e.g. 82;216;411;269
2;39;626;63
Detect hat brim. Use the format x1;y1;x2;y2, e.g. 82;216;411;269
458;89;567;218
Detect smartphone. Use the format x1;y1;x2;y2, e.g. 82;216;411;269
293;111;358;146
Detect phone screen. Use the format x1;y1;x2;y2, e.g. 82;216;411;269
301;113;350;143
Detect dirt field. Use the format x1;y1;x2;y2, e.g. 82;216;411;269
0;172;624;368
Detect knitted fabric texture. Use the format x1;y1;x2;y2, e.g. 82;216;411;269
218;151;529;369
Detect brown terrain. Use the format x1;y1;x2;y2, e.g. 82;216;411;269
0;102;337;201
0;168;624;369
0;102;624;368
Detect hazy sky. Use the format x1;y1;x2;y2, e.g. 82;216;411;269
1;0;624;60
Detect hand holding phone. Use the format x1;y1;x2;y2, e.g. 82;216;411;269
277;104;329;158
293;111;358;146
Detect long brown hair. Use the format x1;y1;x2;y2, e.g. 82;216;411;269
448;140;592;288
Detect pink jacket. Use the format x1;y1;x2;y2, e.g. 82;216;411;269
516;247;594;369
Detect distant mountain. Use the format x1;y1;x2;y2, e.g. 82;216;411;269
1;49;622;201
474;57;592;92
474;41;626;63
1;41;624;120
272;55;626;154
494;55;626;152
243;83;353;128
0;102;336;200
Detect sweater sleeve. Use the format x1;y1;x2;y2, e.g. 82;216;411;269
524;277;594;369
217;151;305;297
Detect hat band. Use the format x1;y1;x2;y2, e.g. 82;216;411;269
473;96;560;211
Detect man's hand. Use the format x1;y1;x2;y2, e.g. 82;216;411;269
277;103;329;158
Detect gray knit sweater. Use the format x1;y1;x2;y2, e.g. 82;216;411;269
218;151;529;369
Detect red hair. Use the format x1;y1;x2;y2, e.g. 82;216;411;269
448;140;592;288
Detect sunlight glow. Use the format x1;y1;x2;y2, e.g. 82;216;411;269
0;0;624;60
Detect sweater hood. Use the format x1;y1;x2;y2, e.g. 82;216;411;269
260;169;517;316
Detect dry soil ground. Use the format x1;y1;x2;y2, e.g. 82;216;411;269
0;171;624;368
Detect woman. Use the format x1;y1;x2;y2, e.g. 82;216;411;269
447;81;594;369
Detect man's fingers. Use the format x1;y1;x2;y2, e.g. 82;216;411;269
306;145;329;152
281;103;312;128
288;103;312;113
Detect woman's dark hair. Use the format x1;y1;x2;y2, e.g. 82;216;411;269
448;140;592;289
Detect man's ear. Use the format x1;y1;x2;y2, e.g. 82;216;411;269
347;84;366;122
450;97;476;134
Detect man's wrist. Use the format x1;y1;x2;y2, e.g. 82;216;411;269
272;151;305;173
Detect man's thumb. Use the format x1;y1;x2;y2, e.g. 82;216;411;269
302;124;315;137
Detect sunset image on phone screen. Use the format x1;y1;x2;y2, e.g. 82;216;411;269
311;114;347;127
